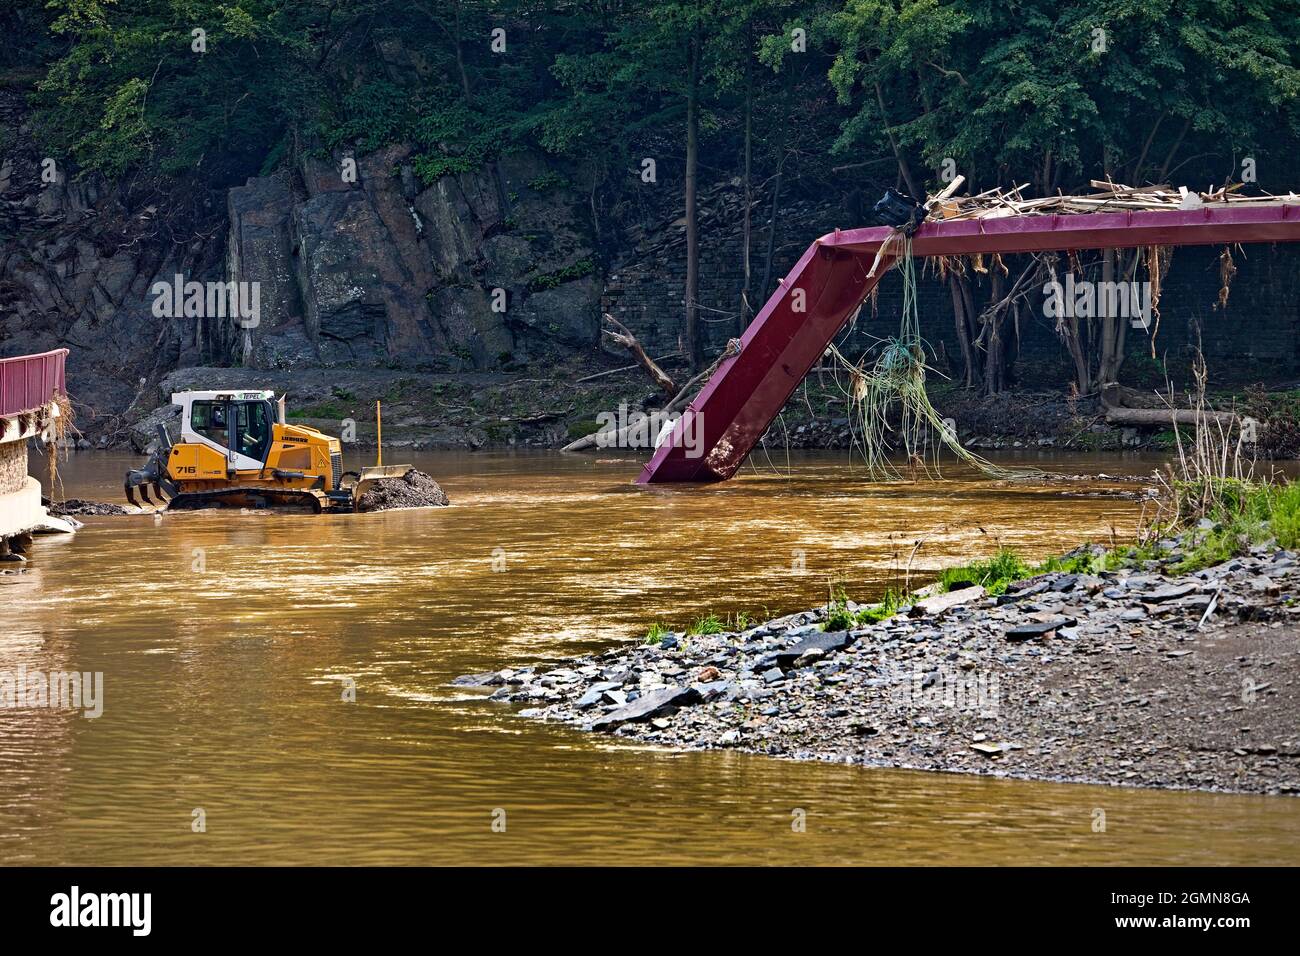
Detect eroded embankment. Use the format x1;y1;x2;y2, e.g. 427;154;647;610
456;542;1300;796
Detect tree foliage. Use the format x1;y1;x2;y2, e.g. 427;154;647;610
20;0;1298;190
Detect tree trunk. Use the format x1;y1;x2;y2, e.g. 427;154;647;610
959;273;982;387
738;25;753;338
1098;248;1124;389
684;31;702;370
1103;407;1239;428
982;271;1005;395
947;273;976;387
874;81;920;196
1063;315;1090;395
759;158;783;306
758;69;791;305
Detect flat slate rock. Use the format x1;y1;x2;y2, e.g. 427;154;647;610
451;671;501;687
909;585;986;618
1006;579;1052;599
693;680;731;701
1005;617;1076;641
590;685;702;731
1142;583;1199;603
758;630;855;671
575;681;624;710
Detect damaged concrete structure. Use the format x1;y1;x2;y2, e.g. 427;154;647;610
0;349;76;562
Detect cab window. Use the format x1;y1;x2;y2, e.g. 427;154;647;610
235;401;271;461
191;401;229;448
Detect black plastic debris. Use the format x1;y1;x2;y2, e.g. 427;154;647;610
871;188;925;235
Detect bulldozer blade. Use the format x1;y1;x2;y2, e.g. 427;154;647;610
348;464;414;506
357;465;413;481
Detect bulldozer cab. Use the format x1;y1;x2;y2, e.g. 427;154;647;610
177;390;278;470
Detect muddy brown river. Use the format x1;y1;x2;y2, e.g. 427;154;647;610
3;450;1299;865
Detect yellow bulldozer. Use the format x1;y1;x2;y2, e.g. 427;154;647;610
125;390;410;512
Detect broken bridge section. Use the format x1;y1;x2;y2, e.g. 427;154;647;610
637;203;1300;484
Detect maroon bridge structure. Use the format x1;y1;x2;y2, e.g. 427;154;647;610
0;348;67;418
637;203;1300;484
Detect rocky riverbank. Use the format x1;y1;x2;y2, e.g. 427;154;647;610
456;538;1300;796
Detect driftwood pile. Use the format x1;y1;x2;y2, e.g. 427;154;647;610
929;180;1300;221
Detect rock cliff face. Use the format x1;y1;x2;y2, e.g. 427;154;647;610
4;86;603;437
227;145;600;374
0;91;232;431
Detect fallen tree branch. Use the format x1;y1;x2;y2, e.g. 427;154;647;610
1100;383;1240;428
575;352;682;385
561;338;743;453
1103;406;1239;428
601;313;677;397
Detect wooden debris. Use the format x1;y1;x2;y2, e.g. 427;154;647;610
922;182;1300;224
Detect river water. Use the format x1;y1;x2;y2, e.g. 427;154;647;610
3;449;1298;865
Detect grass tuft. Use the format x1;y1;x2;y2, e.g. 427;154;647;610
685;613;723;636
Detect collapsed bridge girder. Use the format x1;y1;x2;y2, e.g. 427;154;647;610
637;203;1300;484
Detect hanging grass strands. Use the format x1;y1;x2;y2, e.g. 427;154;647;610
831;237;1033;481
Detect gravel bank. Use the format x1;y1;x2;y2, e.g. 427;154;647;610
456;543;1300;795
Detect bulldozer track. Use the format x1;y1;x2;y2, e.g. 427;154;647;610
164;488;333;514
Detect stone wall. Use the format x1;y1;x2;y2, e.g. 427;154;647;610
0;439;26;495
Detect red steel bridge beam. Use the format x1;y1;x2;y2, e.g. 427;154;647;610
637;203;1300;484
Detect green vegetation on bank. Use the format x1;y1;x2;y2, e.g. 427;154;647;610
11;1;1300;395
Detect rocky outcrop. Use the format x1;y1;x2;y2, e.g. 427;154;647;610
226;146;601;373
4;76;604;440
225;172;304;367
0;91;233;434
